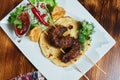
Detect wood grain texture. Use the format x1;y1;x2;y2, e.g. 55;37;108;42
78;0;120;80
0;0;37;80
0;0;120;80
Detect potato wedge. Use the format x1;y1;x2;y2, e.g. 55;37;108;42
29;27;42;42
52;6;66;20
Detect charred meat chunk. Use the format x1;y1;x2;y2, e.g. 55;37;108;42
48;26;81;63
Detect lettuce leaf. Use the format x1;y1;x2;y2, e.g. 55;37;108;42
42;0;57;12
29;0;39;5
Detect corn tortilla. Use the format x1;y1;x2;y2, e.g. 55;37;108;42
39;17;90;67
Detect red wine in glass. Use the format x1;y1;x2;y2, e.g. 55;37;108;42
15;11;30;42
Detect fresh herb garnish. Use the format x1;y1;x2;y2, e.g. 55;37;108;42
14;19;22;29
78;20;94;50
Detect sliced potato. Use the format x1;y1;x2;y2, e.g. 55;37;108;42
29;27;42;42
52;6;66;20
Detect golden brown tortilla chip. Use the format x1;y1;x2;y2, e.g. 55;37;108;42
52;6;66;20
29;27;42;42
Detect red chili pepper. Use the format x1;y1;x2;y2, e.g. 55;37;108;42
41;14;46;18
31;7;49;26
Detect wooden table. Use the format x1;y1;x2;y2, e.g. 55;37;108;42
0;0;120;80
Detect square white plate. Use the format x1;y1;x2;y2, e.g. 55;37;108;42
0;0;116;80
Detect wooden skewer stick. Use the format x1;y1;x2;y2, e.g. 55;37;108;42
40;14;105;74
60;48;106;74
43;30;48;35
59;49;90;80
60;48;65;53
71;60;90;80
84;54;106;74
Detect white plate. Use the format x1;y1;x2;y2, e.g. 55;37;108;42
0;0;116;80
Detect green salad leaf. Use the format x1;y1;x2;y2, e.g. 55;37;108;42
42;0;57;12
8;6;25;29
14;20;22;29
78;20;94;50
29;0;39;4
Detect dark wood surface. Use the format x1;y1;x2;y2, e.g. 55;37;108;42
0;0;120;80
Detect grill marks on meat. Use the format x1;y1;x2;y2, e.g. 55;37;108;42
48;26;81;63
59;36;74;49
49;27;70;48
61;39;80;63
48;26;73;48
